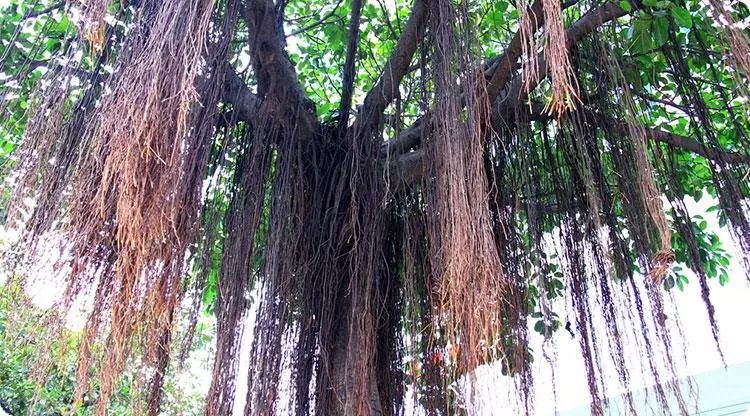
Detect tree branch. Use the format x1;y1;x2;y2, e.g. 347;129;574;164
22;2;64;21
381;0;542;158
382;0;750;185
356;0;428;129
380;117;424;157
337;0;364;130
223;64;262;124
388;148;426;188
388;109;750;189
484;0;544;101
380;0;535;156
241;0;317;130
286;0;344;37
492;1;629;123
382;0;580;158
532;106;750;164
384;1;629;160
482;0;584;101
604;118;750;165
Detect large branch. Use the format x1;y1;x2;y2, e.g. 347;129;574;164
493;0;629;122
356;0;428;129
337;0;364;129
389;110;750;190
384;0;750;185
242;0;317;130
607;119;750;165
385;1;630;165
382;0;586;157
536;107;750;164
223;65;262;123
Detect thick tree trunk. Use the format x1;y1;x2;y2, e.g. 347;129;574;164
323;289;385;416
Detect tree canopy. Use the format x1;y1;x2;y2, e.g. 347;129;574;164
0;0;749;414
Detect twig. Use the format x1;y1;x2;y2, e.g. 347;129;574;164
287;0;345;37
21;2;65;21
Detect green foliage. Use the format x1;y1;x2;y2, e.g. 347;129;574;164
0;1;76;161
0;281;208;415
0;283;82;415
666;209;732;291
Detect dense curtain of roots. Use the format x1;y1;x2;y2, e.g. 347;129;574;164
3;0;750;415
74;0;110;51
68;0;220;412
706;0;750;80
540;0;579;115
424;0;521;389
519;0;541;94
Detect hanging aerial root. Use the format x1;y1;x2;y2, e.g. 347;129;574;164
599;46;674;281
3;15;113;248
706;0;750;80
56;0;220;412
71;0;110;52
564;117;603;229
519;0;541;93
426;0;514;377
650;249;675;283
541;0;579;117
7;70;70;226
631;125;673;284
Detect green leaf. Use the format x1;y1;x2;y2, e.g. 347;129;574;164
619;0;632;12
719;270;729;286
671;6;693;28
630;18;653;54
534;320;544;333
655;0;672;9
663;275;675;290
653;16;669;46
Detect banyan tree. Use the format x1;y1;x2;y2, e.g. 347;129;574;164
0;0;749;414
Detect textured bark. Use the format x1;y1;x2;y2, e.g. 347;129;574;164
326;299;386;416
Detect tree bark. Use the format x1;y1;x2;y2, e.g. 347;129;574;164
325;298;386;416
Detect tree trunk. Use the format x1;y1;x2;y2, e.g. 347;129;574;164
322;284;385;416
